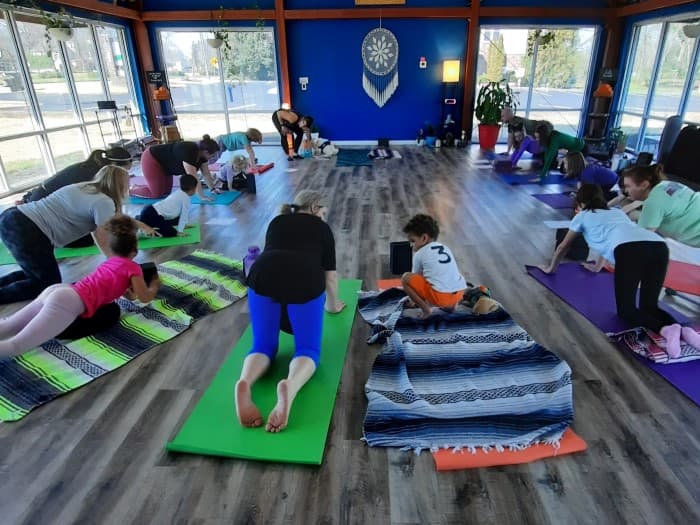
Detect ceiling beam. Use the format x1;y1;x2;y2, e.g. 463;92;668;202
141;9;276;23
47;0;140;20
279;7;470;20
479;7;610;19
616;0;699;17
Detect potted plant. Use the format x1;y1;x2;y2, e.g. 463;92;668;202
207;6;231;52
609;127;627;153
41;6;74;43
474;80;516;150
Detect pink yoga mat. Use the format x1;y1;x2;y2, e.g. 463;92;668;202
526;263;700;405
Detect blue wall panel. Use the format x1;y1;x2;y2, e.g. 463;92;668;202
286;18;467;140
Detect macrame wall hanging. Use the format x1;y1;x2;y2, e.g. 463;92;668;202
361;21;399;108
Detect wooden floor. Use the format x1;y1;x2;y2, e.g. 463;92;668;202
0;146;698;525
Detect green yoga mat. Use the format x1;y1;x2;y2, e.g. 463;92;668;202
129;191;241;206
166;279;362;465
0;225;201;266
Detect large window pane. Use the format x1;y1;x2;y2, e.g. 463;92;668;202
48;128;86;170
0;12;36;137
527;111;581;137
473;26;596;142
618;113;643;151
95;25;142;137
221;30;279;133
160;29;280;136
649;23;693;118
65;26;105;115
621;24;662;114
0;135;48;188
15;15;78;128
639;117;665;156
684;49;700;124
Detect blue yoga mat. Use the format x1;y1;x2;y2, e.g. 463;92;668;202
129;191;242;206
498;172;575;186
336;149;372;167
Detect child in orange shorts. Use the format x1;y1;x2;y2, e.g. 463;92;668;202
400;214;466;318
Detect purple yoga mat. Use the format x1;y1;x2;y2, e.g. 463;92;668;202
526;263;700;405
532;193;574;209
498;172;576;186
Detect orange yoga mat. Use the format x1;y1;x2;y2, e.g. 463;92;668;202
377;278;402;290
432;428;587;471
665;260;700;296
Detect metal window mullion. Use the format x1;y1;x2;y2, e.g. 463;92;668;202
6;9;55;174
216;45;231;135
637;23;668;151
117;29;142;135
679;34;700;121
90;24;117;149
615;25;641;129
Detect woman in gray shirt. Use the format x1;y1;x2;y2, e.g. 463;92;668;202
0;165;131;304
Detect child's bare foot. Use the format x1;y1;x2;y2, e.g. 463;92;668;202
235;380;263;428
419;306;434;319
266;380;291;433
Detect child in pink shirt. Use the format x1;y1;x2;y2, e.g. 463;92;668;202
0;216;160;357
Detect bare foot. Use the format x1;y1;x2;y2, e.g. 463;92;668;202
235;380;263;428
266;380;291;433
419;306;434;319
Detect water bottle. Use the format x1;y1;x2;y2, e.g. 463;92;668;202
435;139;441;149
243;246;261;277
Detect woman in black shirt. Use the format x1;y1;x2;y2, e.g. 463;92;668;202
130;135;219;199
235;190;345;432
271;108;313;161
21;147;131;204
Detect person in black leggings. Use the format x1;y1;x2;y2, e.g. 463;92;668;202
271;108;313;161
539;184;699;358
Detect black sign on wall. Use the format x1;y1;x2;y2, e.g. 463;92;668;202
146;71;165;85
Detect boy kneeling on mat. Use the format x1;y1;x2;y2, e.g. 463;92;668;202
401;214;467;318
137;174;197;238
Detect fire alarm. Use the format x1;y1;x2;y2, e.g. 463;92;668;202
419;56;427;69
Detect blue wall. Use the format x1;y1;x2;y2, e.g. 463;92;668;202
286;19;467;140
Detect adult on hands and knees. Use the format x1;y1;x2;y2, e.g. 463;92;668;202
234;190;345;432
130;135;220;201
0;165;156;305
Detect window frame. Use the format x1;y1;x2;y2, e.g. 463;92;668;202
0;4;143;196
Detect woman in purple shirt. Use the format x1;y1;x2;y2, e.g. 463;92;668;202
565;152;618;200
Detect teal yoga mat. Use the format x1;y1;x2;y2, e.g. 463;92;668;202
166;279;362;465
0;225;201;266
336;149;373;167
129;191;241;206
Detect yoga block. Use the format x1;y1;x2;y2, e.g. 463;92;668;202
390;241;412;275
247;162;274;175
556;228;589;261
494;158;513;171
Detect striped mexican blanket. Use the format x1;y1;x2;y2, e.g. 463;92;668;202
0;250;247;422
358;289;573;452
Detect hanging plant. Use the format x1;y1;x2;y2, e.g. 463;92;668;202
207;6;231;53
526;29;557;57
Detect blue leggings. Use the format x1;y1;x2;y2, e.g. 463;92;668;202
248;288;325;365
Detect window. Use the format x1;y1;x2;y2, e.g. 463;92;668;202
473;26;599;142
616;15;700;157
158;28;280;139
0;7;143;196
